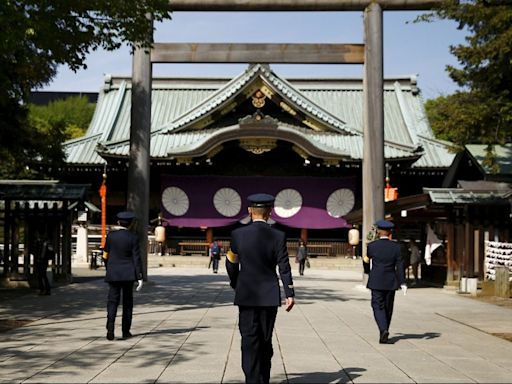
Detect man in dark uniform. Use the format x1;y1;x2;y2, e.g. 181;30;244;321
363;219;407;344
35;233;54;295
103;211;144;341
226;193;295;384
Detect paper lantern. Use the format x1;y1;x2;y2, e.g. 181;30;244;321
154;226;166;243
348;227;360;246
384;186;398;202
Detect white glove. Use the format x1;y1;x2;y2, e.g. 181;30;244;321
136;279;143;292
401;284;407;296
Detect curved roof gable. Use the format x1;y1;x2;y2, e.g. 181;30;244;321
98;120;420;163
63;64;455;169
160;63;356;136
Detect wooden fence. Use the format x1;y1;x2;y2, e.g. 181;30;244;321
151;238;353;257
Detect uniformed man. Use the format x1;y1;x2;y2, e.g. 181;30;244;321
226;193;295;384
103;211;143;341
35;232;54;296
364;219;407;344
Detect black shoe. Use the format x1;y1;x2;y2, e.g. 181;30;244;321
379;330;389;344
106;330;114;341
122;332;132;339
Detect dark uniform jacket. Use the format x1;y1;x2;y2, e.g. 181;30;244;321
104;229;143;282
366;238;405;290
227;221;294;306
36;239;54;268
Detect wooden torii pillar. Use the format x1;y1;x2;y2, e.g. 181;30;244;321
130;0;444;277
129;42;152;280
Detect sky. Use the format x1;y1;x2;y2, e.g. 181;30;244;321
42;11;467;100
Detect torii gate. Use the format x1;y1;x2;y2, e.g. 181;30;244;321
128;0;444;279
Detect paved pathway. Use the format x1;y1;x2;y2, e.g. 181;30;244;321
1;266;511;383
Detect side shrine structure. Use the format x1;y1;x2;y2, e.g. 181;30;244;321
61;64;457;256
0;181;90;287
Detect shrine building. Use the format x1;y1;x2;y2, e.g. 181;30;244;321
61;64;455;253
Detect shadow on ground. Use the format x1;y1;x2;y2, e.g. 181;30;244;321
387;332;441;344
284;367;366;383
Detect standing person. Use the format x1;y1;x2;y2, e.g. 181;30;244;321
363;220;407;344
209;239;222;274
296;239;308;276
400;240;411;280
35;233;54;296
409;240;421;285
226;193;295;384
103;211;143;341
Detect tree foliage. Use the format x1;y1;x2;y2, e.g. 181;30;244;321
29;96;95;140
421;0;512;161
0;0;172;179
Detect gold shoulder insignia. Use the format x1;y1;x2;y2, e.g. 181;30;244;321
102;251;109;260
226;250;239;263
363;255;370;264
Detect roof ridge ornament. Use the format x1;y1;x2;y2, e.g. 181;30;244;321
239;111;278;127
248;63;271;72
252;90;266;108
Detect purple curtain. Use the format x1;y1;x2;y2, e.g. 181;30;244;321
160;175;355;229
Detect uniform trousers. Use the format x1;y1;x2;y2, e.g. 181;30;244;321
107;281;134;333
212;257;219;272
298;260;306;275
36;261;51;294
370;289;395;333
238;306;278;384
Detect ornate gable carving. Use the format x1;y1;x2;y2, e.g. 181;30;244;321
239;112;279;129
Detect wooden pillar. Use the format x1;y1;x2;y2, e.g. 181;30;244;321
488;225;495;242
57;217;64;276
206;228;213;244
4;199;10;276
455;223;464;280
468;223;475;277
61;201;72;281
477;227;485;280
362;2;384;258
22;203;30;277
128;16;153;280
464;209;473;277
446;221;455;282
11;203;20;275
300;228;308;242
4;200;13;275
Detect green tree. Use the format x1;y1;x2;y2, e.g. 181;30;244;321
4;96;97;178
0;0;171;179
421;0;512;168
0;112;67;179
29;96;95;140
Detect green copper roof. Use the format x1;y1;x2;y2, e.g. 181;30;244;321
0;181;89;201
466;144;512;175
425;187;511;205
64;64;455;169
